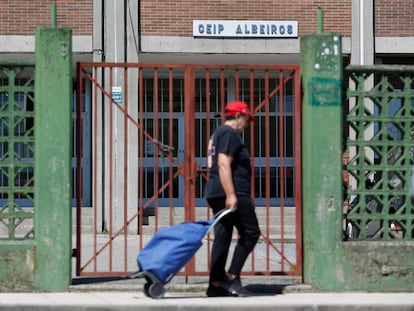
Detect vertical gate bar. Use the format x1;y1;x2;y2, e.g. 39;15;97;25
264;69;271;271
205;68;211;168
249;69;256;271
138;67;144;246
205;68;212;267
76;63;83;276
123;67;129;271
220;69;225;121
205;68;211;194
168;68;174;223
184;66;196;273
278;70;286;271
294;67;303;276
153;69;159;229
184;66;196;223
249;69;255;199
109;66;114;271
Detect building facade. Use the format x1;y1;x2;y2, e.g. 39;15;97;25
2;1;414;66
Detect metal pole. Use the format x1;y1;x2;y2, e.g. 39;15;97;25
51;2;57;28
317;7;324;33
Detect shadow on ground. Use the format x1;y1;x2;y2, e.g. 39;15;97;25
72;276;130;285
71;275;302;297
245;284;287;295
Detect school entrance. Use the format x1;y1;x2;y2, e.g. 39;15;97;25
75;63;302;278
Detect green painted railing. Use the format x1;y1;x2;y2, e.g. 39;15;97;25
0;21;72;291
0;65;35;240
344;65;414;241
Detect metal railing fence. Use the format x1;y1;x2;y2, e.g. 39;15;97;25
344;65;414;241
0;64;35;240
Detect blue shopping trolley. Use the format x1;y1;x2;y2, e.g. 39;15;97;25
129;208;235;298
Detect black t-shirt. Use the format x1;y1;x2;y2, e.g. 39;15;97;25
204;125;252;199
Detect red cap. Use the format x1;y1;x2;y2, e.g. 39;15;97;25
224;101;255;121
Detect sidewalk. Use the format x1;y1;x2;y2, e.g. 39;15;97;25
1;276;413;311
1;291;413;311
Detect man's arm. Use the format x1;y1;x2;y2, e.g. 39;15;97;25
218;152;237;209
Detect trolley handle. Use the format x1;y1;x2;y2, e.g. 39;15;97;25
209;207;236;231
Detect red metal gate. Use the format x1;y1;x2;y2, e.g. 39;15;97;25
75;63;302;278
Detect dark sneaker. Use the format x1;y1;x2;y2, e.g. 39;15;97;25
226;277;252;297
206;284;233;297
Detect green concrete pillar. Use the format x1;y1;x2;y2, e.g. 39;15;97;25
34;27;72;291
300;31;344;289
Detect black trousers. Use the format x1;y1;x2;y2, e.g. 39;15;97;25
207;196;260;283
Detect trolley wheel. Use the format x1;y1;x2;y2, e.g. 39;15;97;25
143;282;151;297
148;282;165;299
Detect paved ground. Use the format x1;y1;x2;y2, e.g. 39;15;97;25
1;291;413;311
1;276;413;311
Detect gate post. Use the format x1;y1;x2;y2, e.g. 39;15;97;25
300;10;345;290
34;21;73;290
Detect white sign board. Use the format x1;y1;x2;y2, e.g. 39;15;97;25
112;86;122;104
193;20;298;38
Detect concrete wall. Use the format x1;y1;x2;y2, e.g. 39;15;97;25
343;242;414;291
0;243;35;291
